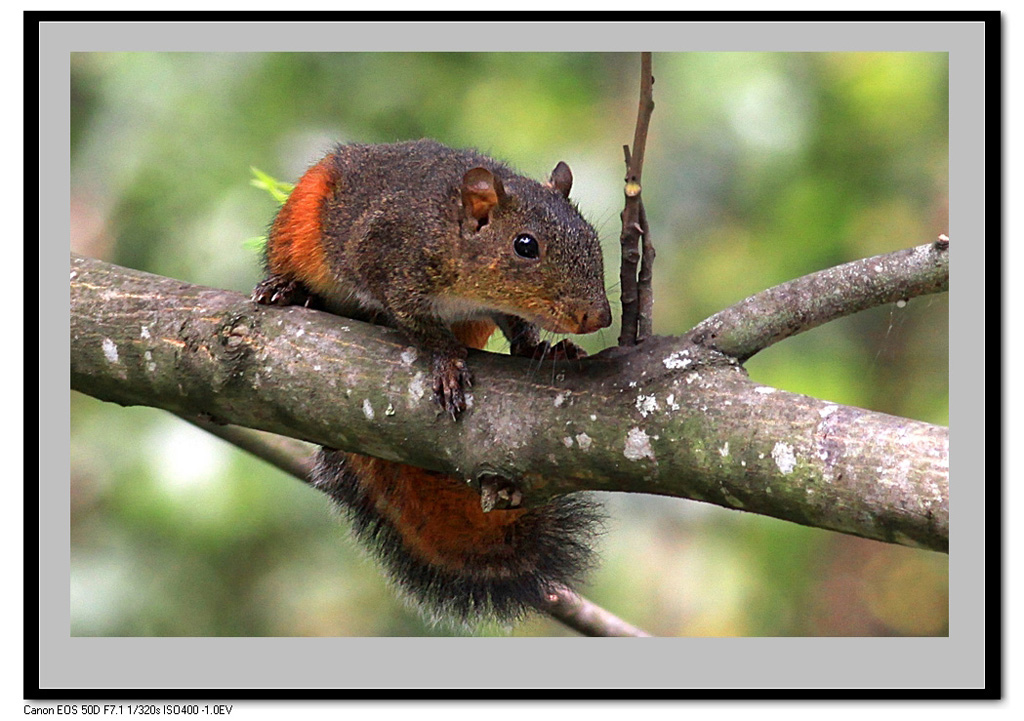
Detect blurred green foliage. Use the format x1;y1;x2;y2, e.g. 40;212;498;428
70;52;948;637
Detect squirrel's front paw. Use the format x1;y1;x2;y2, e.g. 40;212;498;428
432;353;472;420
511;338;587;361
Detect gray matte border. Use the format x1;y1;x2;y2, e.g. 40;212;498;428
48;17;983;691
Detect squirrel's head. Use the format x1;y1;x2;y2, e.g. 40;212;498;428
450;162;611;336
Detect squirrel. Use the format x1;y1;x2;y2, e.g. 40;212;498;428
252;139;612;623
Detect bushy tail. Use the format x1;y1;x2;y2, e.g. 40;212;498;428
312;449;603;623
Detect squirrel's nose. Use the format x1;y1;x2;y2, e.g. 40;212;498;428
576;298;612;334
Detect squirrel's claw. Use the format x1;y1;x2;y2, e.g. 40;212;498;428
252;275;312;307
432;353;472;420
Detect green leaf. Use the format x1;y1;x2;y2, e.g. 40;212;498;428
250;166;294;204
243;236;267;253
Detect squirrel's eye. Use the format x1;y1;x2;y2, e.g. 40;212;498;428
513;233;540;260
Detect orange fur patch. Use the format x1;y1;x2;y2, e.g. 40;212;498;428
267;157;337;293
346;455;526;571
451;319;497;350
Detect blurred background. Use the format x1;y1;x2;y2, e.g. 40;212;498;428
70;52;948;637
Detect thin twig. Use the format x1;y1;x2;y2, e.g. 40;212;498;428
618;52;655;347
541;586;653;637
180;413;316;482
685;240;950;362
618;144;641;344
627;52;655;191
636;201;655;342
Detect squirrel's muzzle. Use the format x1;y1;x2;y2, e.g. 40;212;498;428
573;297;612;334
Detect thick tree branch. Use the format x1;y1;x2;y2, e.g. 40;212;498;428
686;239;950;362
70;252;948;553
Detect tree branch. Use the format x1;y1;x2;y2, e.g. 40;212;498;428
685;239;950;362
181;414;316;483
70;252;948;553
541;587;652;637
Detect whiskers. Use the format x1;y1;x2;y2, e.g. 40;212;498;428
499;326;592;384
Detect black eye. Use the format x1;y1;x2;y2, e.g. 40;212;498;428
513;233;540;259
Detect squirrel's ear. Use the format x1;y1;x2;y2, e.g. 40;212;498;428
461;167;504;222
547;161;573;198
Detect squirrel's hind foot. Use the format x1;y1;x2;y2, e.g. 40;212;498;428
252;274;319;308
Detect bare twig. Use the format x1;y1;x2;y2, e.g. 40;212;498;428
685;241;950;362
618;52;656;346
541;586;653;637
637;201;655;341
181;413;316;482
